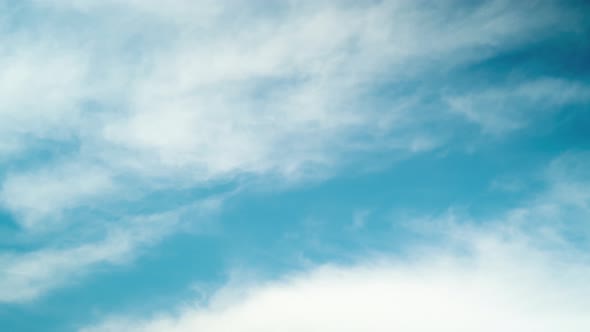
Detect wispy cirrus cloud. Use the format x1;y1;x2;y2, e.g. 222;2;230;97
447;78;590;134
2;0;584;224
0;197;222;303
0;162;115;230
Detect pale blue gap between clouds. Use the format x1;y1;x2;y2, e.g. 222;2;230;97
0;0;589;331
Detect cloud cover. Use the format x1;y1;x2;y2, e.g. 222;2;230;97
80;228;590;332
2;0;586;222
0;0;588;311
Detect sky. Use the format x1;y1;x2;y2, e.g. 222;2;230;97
0;0;589;331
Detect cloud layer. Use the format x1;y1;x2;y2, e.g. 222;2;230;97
81;227;590;332
0;0;588;309
3;0;585;222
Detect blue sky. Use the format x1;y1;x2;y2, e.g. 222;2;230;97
1;0;589;331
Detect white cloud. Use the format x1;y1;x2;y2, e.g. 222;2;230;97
34;0;223;23
0;162;115;230
447;78;590;134
79;228;590;332
0;41;90;157
0;198;221;303
407;152;590;242
0;229;137;303
1;0;580;223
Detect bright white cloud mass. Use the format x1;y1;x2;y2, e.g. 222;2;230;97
0;0;589;331
82;234;590;332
